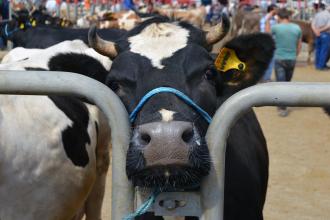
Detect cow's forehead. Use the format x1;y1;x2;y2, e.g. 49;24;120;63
128;22;189;69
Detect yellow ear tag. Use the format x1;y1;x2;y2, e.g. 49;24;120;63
215;47;246;72
19;23;25;29
32;20;36;27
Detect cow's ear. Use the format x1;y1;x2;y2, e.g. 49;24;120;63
215;33;274;90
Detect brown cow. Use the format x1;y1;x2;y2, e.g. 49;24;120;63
77;10;142;30
229;7;261;38
291;19;315;64
99;10;142;30
155;6;207;28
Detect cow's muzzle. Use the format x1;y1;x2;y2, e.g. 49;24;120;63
126;121;210;190
136;121;193;165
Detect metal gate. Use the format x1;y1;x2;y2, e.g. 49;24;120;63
1;71;330;219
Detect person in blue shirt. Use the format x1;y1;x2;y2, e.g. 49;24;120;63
311;5;330;70
268;8;302;117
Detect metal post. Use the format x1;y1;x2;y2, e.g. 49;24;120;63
56;0;61;17
7;0;13;50
8;0;12;20
74;0;78;22
66;0;71;20
0;71;133;219
90;0;96;15
201;82;330;220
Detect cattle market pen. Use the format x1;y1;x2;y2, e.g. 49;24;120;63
0;71;330;219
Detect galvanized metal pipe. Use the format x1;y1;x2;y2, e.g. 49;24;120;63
2;73;330;220
74;3;78;21
0;71;133;219
66;2;71;20
201;82;330;220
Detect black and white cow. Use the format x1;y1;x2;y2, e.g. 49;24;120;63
0;41;113;220
85;16;272;219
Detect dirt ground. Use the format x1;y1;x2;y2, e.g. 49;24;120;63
260;62;330;220
100;47;330;219
255;63;330;220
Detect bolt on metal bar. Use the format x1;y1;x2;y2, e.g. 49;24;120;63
0;71;133;219
201;82;330;220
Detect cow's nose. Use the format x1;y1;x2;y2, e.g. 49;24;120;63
135;121;195;166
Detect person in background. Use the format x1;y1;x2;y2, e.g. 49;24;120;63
311;5;330;70
260;3;277;82
268;8;302;117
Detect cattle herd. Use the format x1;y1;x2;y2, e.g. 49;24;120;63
0;4;325;220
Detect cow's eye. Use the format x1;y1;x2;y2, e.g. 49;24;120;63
109;81;120;92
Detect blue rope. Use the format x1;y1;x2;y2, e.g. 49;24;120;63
129;87;212;123
123;190;160;220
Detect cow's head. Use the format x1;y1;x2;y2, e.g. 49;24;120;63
0;9;32;40
89;16;274;191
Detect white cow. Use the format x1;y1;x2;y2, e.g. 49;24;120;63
0;41;113;220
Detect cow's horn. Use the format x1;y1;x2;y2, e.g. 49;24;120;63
205;16;230;45
88;24;118;59
29;6;36;16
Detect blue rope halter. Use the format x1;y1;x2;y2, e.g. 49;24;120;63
129;87;212;123
124;87;212;219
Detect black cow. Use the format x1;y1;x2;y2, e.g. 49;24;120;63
30;9;73;28
0;21;126;48
12;8;73;28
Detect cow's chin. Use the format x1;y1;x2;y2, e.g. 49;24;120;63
129;165;207;191
126;144;211;191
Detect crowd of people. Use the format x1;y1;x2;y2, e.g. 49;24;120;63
259;2;330;117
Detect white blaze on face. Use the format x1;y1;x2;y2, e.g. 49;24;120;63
118;10;139;30
159;109;176;122
128;23;189;69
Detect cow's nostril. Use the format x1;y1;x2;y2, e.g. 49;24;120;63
140;133;151;145
182;128;194;143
